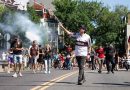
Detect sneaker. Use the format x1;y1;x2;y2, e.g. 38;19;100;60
7;71;10;74
77;82;82;85
19;73;23;77
12;73;17;78
48;71;51;74
106;72;110;74
98;70;102;73
33;70;36;74
111;71;114;74
44;71;47;74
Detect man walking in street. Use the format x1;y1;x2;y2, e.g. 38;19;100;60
104;44;115;74
11;36;23;77
29;40;39;73
96;45;105;73
60;24;91;85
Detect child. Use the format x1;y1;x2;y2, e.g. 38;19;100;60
7;50;14;73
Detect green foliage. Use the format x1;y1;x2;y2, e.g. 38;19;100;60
53;0;128;49
27;6;40;23
0;4;5;13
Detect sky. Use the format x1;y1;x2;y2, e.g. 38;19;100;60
85;0;130;11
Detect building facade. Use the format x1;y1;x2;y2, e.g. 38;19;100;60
32;0;64;51
0;0;29;10
0;0;64;51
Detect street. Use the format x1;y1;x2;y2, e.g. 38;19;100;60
0;67;130;90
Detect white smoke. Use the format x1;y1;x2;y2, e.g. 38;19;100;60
0;12;49;44
14;13;44;43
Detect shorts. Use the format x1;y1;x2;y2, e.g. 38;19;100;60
14;55;23;64
37;56;44;63
98;58;105;64
30;56;38;64
8;55;14;64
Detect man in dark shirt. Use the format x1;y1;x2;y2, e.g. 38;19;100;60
11;37;23;77
104;44;115;74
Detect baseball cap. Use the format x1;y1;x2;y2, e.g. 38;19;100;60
79;25;87;31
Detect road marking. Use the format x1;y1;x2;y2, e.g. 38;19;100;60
31;71;78;90
39;71;77;90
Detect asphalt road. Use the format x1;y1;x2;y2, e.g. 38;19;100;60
0;68;130;90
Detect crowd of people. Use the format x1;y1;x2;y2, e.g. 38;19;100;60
89;44;130;74
1;36;77;78
1;36;129;81
0;24;130;86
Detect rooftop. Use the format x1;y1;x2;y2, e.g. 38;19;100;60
29;0;55;11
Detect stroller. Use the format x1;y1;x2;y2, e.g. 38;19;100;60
119;59;130;71
122;59;130;71
63;54;72;70
53;54;61;69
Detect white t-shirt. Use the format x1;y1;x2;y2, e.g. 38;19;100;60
2;52;7;60
71;33;91;56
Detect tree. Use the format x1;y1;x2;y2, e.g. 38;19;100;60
0;4;5;14
53;0;128;49
27;6;40;23
114;5;128;55
53;0;91;45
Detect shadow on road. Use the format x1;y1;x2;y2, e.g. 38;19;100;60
124;82;130;84
55;81;76;84
0;75;12;77
93;82;130;86
32;80;76;84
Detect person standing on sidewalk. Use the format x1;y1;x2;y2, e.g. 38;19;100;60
60;24;91;85
11;36;23;77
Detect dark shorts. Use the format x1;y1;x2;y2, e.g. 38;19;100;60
8;55;14;64
29;56;38;64
37;57;44;64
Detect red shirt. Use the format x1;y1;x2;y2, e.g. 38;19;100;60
96;48;105;58
59;55;64;62
66;47;72;53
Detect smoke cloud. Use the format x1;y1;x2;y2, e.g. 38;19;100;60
0;12;53;45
